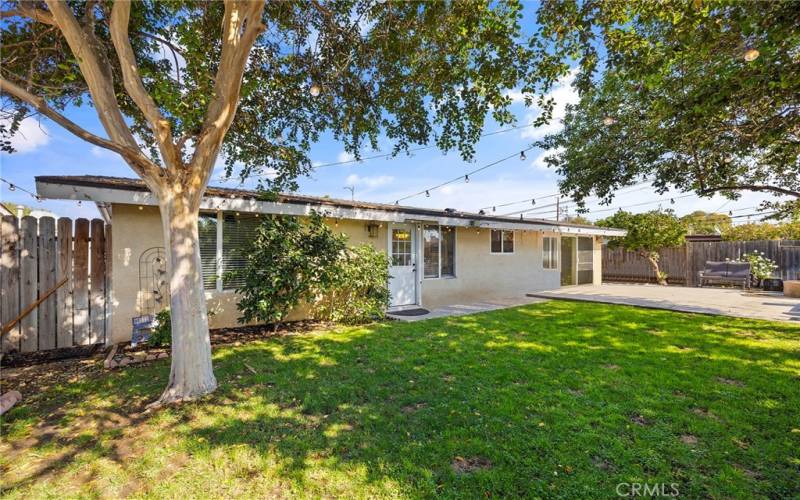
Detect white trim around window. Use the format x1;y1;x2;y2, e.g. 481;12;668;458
543;235;559;270
490;229;515;254
423;224;457;279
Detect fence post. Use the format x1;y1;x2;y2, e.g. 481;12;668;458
73;219;90;345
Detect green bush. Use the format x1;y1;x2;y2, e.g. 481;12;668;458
312;244;391;324
230;211;347;329
149;308;171;347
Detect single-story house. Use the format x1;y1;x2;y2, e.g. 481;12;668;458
36;175;626;344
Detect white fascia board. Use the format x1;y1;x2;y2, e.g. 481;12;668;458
36;180;626;237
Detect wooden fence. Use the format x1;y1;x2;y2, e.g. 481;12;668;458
603;240;800;286
1;216;111;353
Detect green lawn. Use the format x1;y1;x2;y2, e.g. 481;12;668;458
1;302;799;498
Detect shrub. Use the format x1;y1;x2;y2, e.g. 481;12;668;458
738;251;778;283
312;244;391;324
230;211;347;329
149;308;171;347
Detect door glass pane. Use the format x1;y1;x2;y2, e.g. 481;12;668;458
503;230;514;253
392;229;412;266
577;237;593;284
423;225;440;278
441;226;455;277
560;237;575;285
491;230;502;253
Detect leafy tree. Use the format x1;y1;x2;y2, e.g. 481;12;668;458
232;211;346;330
681;211;732;235
534;1;800;218
1;1;539;403
312;244;390;325
722;221;800;241
562;214;593;226
596;210;686;285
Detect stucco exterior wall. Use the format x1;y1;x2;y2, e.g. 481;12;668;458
109;203;602;343
109;203;388;343
419;227;560;309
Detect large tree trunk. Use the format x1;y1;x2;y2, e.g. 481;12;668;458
155;191;217;405
643;251;668;286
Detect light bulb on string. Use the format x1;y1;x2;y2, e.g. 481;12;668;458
743;47;760;62
77;200;82;206
531;199;536;206
8;184;15;192
519;151;526;161
309;83;322;97
425;190;430;198
464;175;469;183
492;206;496;212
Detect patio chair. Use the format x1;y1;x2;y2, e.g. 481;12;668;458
698;261;751;290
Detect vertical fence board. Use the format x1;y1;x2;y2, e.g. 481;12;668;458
56;217;74;348
104;225;112;345
19;216;38;352
1;215;20;353
73;219;90;345
37;217;57;350
89;219;106;344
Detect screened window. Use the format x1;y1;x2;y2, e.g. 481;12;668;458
222;213;260;289
491;230;514;254
543;236;558;269
198;213;218;290
197;212;261;290
423;225;456;278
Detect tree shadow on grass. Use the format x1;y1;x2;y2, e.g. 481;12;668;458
2;301;799;497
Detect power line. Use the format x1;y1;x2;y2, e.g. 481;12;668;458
392;146;536;205
214;121;541;183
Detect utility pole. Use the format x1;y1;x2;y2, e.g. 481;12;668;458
343;186;355;200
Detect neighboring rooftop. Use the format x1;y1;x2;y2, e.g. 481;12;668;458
35;175;625;236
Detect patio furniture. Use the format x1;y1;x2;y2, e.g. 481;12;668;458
762;278;783;292
784;280;800;298
698;261;751;290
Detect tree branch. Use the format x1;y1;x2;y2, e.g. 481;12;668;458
700;184;800;198
191;0;266;191
1;2;56;25
109;0;181;169
0;77;158;177
43;0;160;181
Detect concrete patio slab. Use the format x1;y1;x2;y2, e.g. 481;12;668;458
387;296;547;322
528;283;800;323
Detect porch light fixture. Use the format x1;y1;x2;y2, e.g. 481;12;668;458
309;83;322;97
743;47;760;62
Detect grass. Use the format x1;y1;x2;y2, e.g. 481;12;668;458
1;301;799;498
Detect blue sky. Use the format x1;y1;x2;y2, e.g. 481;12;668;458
0;3;779;223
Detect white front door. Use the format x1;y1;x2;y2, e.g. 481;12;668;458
388;224;417;307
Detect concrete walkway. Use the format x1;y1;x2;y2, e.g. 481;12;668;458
387;296;546;322
528;283;800;323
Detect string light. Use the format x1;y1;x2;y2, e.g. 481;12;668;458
392;145;535;204
464;174;469;183
309;83;322;97
8;183;15;191
519;150;526;161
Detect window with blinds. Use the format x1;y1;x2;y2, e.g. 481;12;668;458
222;213;260;289
198;213;218;290
543;236;558;269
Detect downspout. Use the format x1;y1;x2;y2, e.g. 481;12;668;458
96;202;112;225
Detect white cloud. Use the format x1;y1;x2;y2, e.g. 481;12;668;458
345;174;395;189
503;89;532;104
520;68;579;141
337;151;355;163
2;117;50;154
529;148;563;171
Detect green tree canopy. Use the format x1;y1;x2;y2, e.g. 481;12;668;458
534;1;800;219
681;211;732;235
596;209;686;285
